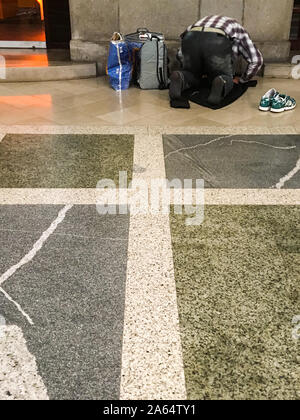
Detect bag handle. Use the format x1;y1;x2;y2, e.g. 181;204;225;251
137;28;149;33
111;32;123;41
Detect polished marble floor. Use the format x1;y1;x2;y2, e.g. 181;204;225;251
0;76;298;127
0;77;299;400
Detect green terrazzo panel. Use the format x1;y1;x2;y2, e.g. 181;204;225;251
170;206;300;400
0;134;134;188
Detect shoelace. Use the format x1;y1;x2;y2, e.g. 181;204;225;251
275;94;286;104
286;96;295;106
274;94;295;107
286;95;294;102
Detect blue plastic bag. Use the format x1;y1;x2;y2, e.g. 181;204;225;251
107;33;132;91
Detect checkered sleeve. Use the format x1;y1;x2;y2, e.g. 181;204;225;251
239;34;263;83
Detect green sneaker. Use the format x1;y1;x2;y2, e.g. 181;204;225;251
270;94;297;113
259;88;278;111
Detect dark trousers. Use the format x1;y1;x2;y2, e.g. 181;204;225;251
180;31;234;98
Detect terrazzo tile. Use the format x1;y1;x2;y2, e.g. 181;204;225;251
163;134;300;188
120;132;186;400
0;205;130;400
120;214;186;400
0;134;134;188
0;326;49;400
170;206;300;400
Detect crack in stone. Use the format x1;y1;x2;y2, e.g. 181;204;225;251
229;139;296;150
274;156;300;189
0;287;34;325
164;134;234;160
0;204;73;325
165;135;296;160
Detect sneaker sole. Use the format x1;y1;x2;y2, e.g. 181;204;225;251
259;106;271;112
270;104;297;113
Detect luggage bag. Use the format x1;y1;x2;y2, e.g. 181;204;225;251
125;28;169;90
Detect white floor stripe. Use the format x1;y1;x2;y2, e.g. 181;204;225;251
0;125;146;136
0;188;299;205
274;157;300;189
0;205;73;324
203;189;300;205
120;134;186;400
0;124;297;137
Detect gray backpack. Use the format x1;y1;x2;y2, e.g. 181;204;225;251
125;28;169;90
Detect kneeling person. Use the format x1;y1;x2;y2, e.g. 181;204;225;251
170;15;263;105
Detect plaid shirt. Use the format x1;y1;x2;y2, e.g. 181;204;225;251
187;15;264;82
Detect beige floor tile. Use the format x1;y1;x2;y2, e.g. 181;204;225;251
1;82;63;95
239;109;299;127
14;116;56;126
0;102;20;113
0;76;299;128
143;109;200;126
41;109;106;125
172;115;228;127
199;106;256;126
127;101;168;116
97;109;142;125
33;95;141;122
31;100;106;120
53;79;106;95
0;95;42;108
0;107;38;125
0;95;57;112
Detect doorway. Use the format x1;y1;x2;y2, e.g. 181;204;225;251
290;0;300;50
44;0;71;49
0;0;71;49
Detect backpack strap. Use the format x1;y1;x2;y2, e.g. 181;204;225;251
153;37;167;90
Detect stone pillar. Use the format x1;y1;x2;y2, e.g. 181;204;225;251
243;0;294;62
200;0;244;23
69;0;119;74
69;0;294;73
200;0;294;61
119;0;200;71
119;0;199;40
